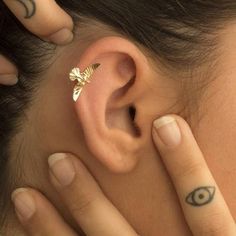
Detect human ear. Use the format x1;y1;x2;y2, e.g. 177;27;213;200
72;37;174;173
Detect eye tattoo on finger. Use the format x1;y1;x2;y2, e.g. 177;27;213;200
15;0;36;19
185;186;216;207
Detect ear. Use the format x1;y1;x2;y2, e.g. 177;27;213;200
72;37;177;173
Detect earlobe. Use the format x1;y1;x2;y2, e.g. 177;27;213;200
70;37;150;173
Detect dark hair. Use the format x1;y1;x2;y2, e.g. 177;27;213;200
1;0;236;227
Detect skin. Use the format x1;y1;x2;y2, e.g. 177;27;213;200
1;21;236;236
12;115;236;236
1;0;73;85
1;0;234;235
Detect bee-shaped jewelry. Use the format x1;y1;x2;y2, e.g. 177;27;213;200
69;63;100;102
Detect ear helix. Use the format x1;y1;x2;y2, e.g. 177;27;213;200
69;63;100;102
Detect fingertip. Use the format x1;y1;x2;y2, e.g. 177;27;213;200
0;74;18;86
3;0;74;45
152;115;196;148
152;115;182;148
0;55;18;85
11;188;36;223
40;11;74;45
48;153;76;187
47;28;74;45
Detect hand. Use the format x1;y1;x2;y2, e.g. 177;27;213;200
1;0;73;86
12;115;236;235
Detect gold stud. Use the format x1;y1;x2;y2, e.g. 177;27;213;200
69;63;100;102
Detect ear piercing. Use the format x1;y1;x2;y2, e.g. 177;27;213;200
69;63;100;102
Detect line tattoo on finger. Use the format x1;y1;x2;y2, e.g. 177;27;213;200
185;186;216;207
15;0;36;19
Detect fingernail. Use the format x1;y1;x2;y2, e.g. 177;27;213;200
12;188;36;221
48;28;73;45
154;116;181;147
48;153;75;187
0;74;18;85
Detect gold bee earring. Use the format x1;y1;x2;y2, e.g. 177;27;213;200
69;63;100;102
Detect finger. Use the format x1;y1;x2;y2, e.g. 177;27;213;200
152;115;236;236
48;153;138;236
12;188;78;236
0;55;18;85
3;0;73;45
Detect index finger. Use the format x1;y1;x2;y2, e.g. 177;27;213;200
152;115;236;236
48;153;138;236
3;0;73;45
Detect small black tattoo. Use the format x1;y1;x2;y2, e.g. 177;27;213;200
15;0;36;19
185;186;216;207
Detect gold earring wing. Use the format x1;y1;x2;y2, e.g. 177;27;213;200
69;63;100;101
